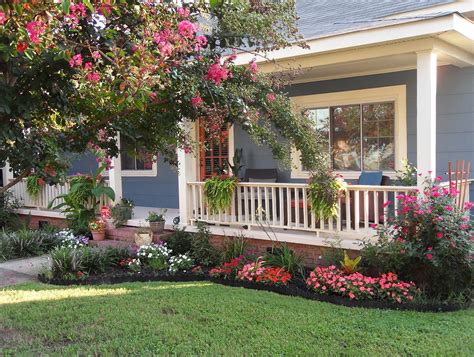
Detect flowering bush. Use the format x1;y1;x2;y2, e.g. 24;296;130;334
119;258;141;273
136;243;172;270
362;178;473;299
306;266;418;303
209;256;245;279
56;229;89;249
236;260;292;285
88;218;106;232
168;254;194;273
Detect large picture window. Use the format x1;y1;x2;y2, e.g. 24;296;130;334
309;101;395;171
291;85;406;179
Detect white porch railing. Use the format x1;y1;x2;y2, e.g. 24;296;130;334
187;181;418;238
9;178;112;211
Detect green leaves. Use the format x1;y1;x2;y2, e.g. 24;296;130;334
62;0;71;14
83;0;94;13
203;176;237;214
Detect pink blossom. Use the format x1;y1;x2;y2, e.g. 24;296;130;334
369;223;378;229
86;71;100;82
159;42;173;57
206;62;230;85
426;253;433;261
266;93;276;103
84;62;93;70
177;20;196;39
383;200;391;208
348;292;355;299
249;60;258;74
69;54;83;68
0;11;6;25
195;35;208;50
177;7;190;18
436;232;444;239
92;51;102;60
71;3;87;17
444;205;453;212
460;224;468;230
191;96;203;108
26;21;46;44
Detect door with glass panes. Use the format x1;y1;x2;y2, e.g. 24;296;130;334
199;123;230;180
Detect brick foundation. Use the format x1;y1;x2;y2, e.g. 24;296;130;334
18;214;68;230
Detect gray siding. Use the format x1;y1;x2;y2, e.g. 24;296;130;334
122;157;179;208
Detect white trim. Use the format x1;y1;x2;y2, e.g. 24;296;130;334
290;85;407;180
121;167;157;177
234;13;474;67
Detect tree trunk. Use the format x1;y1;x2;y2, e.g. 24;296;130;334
0;169;30;194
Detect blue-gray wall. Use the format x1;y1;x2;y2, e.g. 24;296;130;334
122;157;179;208
69;65;473;208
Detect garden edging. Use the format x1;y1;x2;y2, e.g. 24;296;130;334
37;273;470;313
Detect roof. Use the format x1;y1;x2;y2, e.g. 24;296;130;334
296;0;456;39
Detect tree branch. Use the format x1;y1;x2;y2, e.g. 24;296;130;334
0;169;31;195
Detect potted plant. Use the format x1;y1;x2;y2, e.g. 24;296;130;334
110;198;135;227
203;175;238;214
146;209;167;233
134;226;152;246
89;218;106;241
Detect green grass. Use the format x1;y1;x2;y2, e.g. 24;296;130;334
0;282;473;355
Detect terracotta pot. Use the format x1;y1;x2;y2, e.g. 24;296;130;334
91;230;106;241
149;221;165;234
134;233;152;246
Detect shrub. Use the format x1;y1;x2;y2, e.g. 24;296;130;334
190;223;221;267
0;235;14;261
263;243;305;277
168;254;193;273
110;198;135;227
361;178;473;300
167;226;193;255
306;266;419;303
136;243;172;270
222;234;248;262
0;191;20;229
0;228;62;261
237;260;291;286
307;171;346;220
50;246;130;279
209;256;245;279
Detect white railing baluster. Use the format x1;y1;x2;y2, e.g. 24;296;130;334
354;190;360;231
272;187;277;226
374;191;379;226
294;187;299;228
364;190;369;230
383;191;389;224
286;187;291;228
302;187;308;229
279;187;284;227
237;185;242;223
345;191;351;231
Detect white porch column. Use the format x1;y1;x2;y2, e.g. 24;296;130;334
108;136;123;203
178;122;198;225
416;50;437;187
2;161;14;187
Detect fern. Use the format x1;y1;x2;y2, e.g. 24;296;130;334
204;176;237;214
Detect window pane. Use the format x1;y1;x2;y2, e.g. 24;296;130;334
331;105;361;170
307;108;330;151
362;102;395;170
120;136;153;171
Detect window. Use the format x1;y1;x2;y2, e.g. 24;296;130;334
120;136;157;176
291;86;406;179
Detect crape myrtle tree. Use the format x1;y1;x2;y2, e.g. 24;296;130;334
0;0;328;194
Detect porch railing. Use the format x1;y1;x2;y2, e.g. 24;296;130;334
187;181;419;237
9;178;112;211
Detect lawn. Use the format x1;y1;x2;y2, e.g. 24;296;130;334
0;281;472;355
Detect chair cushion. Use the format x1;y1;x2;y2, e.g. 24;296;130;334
358;171;383;185
248;177;277;183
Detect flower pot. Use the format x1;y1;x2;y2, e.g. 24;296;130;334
91;230;106;241
149;221;165;234
134;233;152;246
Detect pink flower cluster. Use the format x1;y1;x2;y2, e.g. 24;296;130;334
237;261;291;285
177;20;196;39
0;11;6;26
64;3;87;28
306;266;418;303
206;62;230;85
26;21;46;44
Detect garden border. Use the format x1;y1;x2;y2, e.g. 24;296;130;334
37;272;470;312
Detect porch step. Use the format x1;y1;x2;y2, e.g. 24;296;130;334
106;226;173;243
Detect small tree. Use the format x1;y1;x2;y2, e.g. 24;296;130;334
0;1;328;195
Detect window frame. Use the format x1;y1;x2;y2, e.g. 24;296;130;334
120;135;158;177
290;85;407;179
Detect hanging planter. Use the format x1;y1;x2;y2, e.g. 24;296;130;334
204;176;238;214
307;172;346;220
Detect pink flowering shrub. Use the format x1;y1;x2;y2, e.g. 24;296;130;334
362;178;473;300
306;266;418;303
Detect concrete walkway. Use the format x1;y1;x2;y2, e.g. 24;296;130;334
0;255;50;287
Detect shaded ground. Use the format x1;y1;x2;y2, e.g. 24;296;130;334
0;256;49;287
0;281;473;355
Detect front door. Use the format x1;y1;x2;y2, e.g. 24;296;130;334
199;122;230;180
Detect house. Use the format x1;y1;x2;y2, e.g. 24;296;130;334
3;0;473;255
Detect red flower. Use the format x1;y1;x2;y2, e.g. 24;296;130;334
16;42;28;53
